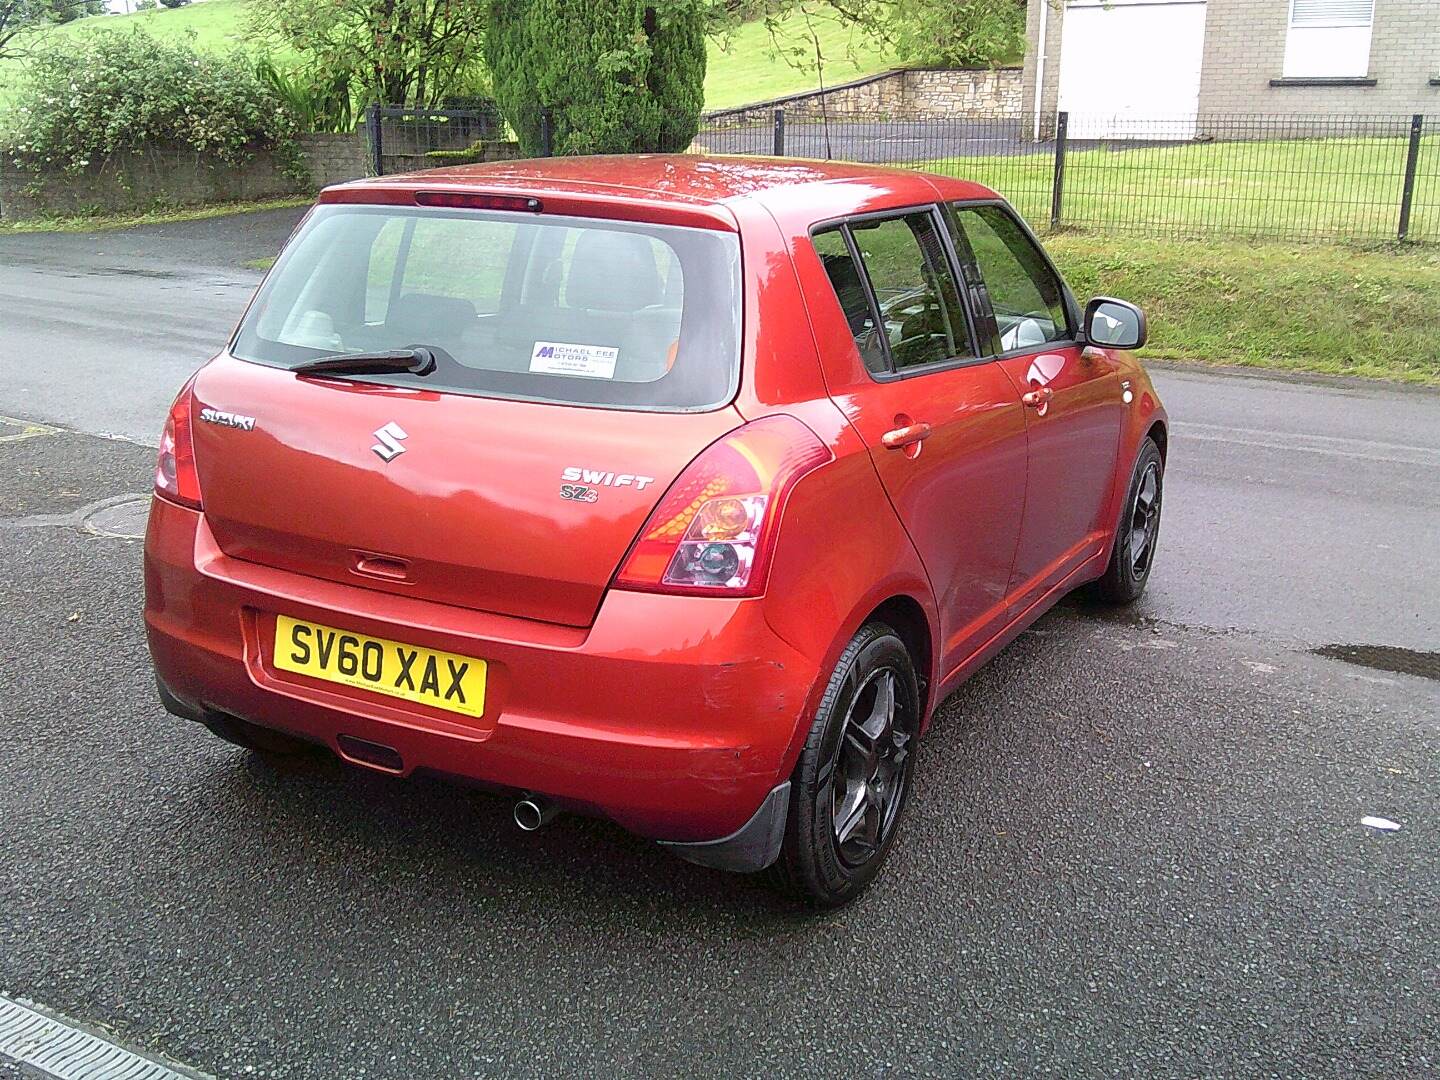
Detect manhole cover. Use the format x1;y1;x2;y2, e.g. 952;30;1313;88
82;495;150;539
1312;644;1440;682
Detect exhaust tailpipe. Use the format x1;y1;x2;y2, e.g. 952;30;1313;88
513;794;559;832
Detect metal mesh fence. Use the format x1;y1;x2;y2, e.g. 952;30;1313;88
693;108;1440;244
366;104;510;177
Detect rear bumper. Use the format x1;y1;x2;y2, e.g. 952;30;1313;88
144;496;819;854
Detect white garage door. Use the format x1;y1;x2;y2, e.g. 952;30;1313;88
1058;0;1209;139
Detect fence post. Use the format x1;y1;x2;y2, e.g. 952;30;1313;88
366;103;383;177
1050;111;1069;230
1398;113;1423;242
539;108;554;158
772;107;786;156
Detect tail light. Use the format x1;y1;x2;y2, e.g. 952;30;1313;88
155;382;202;509
614;414;831;596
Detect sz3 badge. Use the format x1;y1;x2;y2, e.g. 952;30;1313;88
560;466;656;503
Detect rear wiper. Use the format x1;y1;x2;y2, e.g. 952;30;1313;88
292;347;436;377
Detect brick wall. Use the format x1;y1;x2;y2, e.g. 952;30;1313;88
1198;0;1440;116
706;68;1024;126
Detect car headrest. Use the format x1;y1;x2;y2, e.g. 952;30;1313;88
564;230;665;312
389;292;478;344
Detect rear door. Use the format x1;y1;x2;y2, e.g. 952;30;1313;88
197;201;745;628
805;207;1028;676
947;202;1125;606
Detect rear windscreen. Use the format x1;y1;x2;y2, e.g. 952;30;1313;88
231;204;742;411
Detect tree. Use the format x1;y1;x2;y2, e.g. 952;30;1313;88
248;0;487;108
0;0;102;60
740;0;1026;78
486;1;710;156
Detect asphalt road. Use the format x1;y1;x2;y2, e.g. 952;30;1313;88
1;212;1437;1079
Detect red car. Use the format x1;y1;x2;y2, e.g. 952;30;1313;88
145;155;1167;906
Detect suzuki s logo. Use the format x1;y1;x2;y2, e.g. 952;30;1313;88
371;422;408;462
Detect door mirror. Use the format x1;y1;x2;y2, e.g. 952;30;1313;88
1084;297;1147;350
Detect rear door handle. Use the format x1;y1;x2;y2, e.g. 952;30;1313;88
1022;387;1054;409
881;422;932;450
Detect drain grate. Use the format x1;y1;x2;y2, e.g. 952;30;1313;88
0;995;209;1080
1312;644;1440;682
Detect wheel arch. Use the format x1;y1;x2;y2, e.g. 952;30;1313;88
1146;418;1168;461
861;594;935;726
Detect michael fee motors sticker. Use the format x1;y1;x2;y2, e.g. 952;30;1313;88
529;341;619;379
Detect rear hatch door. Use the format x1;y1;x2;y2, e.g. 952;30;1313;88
192;355;742;627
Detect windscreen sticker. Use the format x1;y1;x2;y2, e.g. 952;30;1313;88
529;341;619;380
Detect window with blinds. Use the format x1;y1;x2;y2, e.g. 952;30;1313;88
1290;0;1375;27
1284;0;1374;77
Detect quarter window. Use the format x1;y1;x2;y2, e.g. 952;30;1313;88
813;228;888;374
949;205;1070;354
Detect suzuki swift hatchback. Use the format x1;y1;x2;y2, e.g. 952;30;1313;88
145;155;1167;906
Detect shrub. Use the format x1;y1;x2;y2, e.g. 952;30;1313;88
486;1;707;156
159;0;193;8
1;31;302;176
254;55;354;134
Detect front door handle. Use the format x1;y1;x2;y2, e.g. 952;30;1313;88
881;422;932;450
1022;386;1054;409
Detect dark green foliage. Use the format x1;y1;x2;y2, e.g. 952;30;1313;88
486;1;708;156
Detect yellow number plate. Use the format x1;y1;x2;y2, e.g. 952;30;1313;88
273;615;487;719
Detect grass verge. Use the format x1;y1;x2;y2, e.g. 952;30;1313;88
1046;233;1440;384
0;196;311;234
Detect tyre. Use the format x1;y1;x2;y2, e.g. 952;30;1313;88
1094;436;1164;605
201;713;310;756
764;622;920;907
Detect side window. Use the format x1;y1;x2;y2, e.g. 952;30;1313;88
812;228;887;374
951;205;1070;353
848;211;970;371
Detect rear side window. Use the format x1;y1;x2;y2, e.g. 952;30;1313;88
949;204;1071;353
233;205;741;411
812;210;972;375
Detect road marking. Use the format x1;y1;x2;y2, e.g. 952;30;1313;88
0;995;212;1079
0;415;58;443
1173;421;1440;467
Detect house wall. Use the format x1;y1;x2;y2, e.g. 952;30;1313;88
1198;0;1440;115
1024;0;1439;127
1021;0;1066;136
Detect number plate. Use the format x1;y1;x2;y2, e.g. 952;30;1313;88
272;615;487;718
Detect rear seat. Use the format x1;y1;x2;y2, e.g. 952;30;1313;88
392;229;685;383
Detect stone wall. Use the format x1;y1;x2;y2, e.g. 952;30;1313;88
303;132;373;190
0;146;308;221
706;67;1024;125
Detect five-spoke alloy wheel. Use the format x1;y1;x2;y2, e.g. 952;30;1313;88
1096;435;1165;605
765;622;920;907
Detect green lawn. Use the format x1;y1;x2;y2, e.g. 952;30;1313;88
0;4;892;112
704;13;891;110
924;135;1440;245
